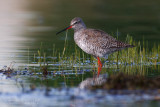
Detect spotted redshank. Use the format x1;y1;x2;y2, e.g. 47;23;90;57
56;17;134;76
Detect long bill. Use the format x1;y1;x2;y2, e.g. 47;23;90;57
56;25;72;35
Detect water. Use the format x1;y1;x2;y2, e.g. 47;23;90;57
1;73;160;107
0;0;160;106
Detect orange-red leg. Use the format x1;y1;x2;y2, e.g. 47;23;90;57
97;57;102;77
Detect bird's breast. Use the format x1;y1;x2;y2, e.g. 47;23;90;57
74;32;88;50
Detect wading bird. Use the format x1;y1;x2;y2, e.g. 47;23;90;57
56;17;134;77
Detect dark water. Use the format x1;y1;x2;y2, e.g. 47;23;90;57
0;0;160;106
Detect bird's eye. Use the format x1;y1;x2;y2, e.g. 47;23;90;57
74;21;79;25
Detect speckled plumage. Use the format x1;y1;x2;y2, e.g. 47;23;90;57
71;17;134;58
56;17;134;76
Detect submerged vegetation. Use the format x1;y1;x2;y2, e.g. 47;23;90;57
90;73;160;90
27;33;160;76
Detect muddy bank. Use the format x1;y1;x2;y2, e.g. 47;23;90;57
83;73;160;90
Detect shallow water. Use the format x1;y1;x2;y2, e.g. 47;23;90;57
1;73;160;107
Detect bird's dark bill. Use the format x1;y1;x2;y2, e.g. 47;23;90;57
56;26;72;35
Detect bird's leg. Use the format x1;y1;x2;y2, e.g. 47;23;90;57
97;57;102;77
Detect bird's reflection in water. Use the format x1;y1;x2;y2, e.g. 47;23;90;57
79;74;107;89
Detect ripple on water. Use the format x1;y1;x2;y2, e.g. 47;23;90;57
1;73;160;107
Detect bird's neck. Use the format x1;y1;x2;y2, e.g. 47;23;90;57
74;26;86;32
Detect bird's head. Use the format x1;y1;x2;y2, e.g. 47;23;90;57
56;17;86;35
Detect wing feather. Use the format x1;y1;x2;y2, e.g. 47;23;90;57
83;29;130;49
